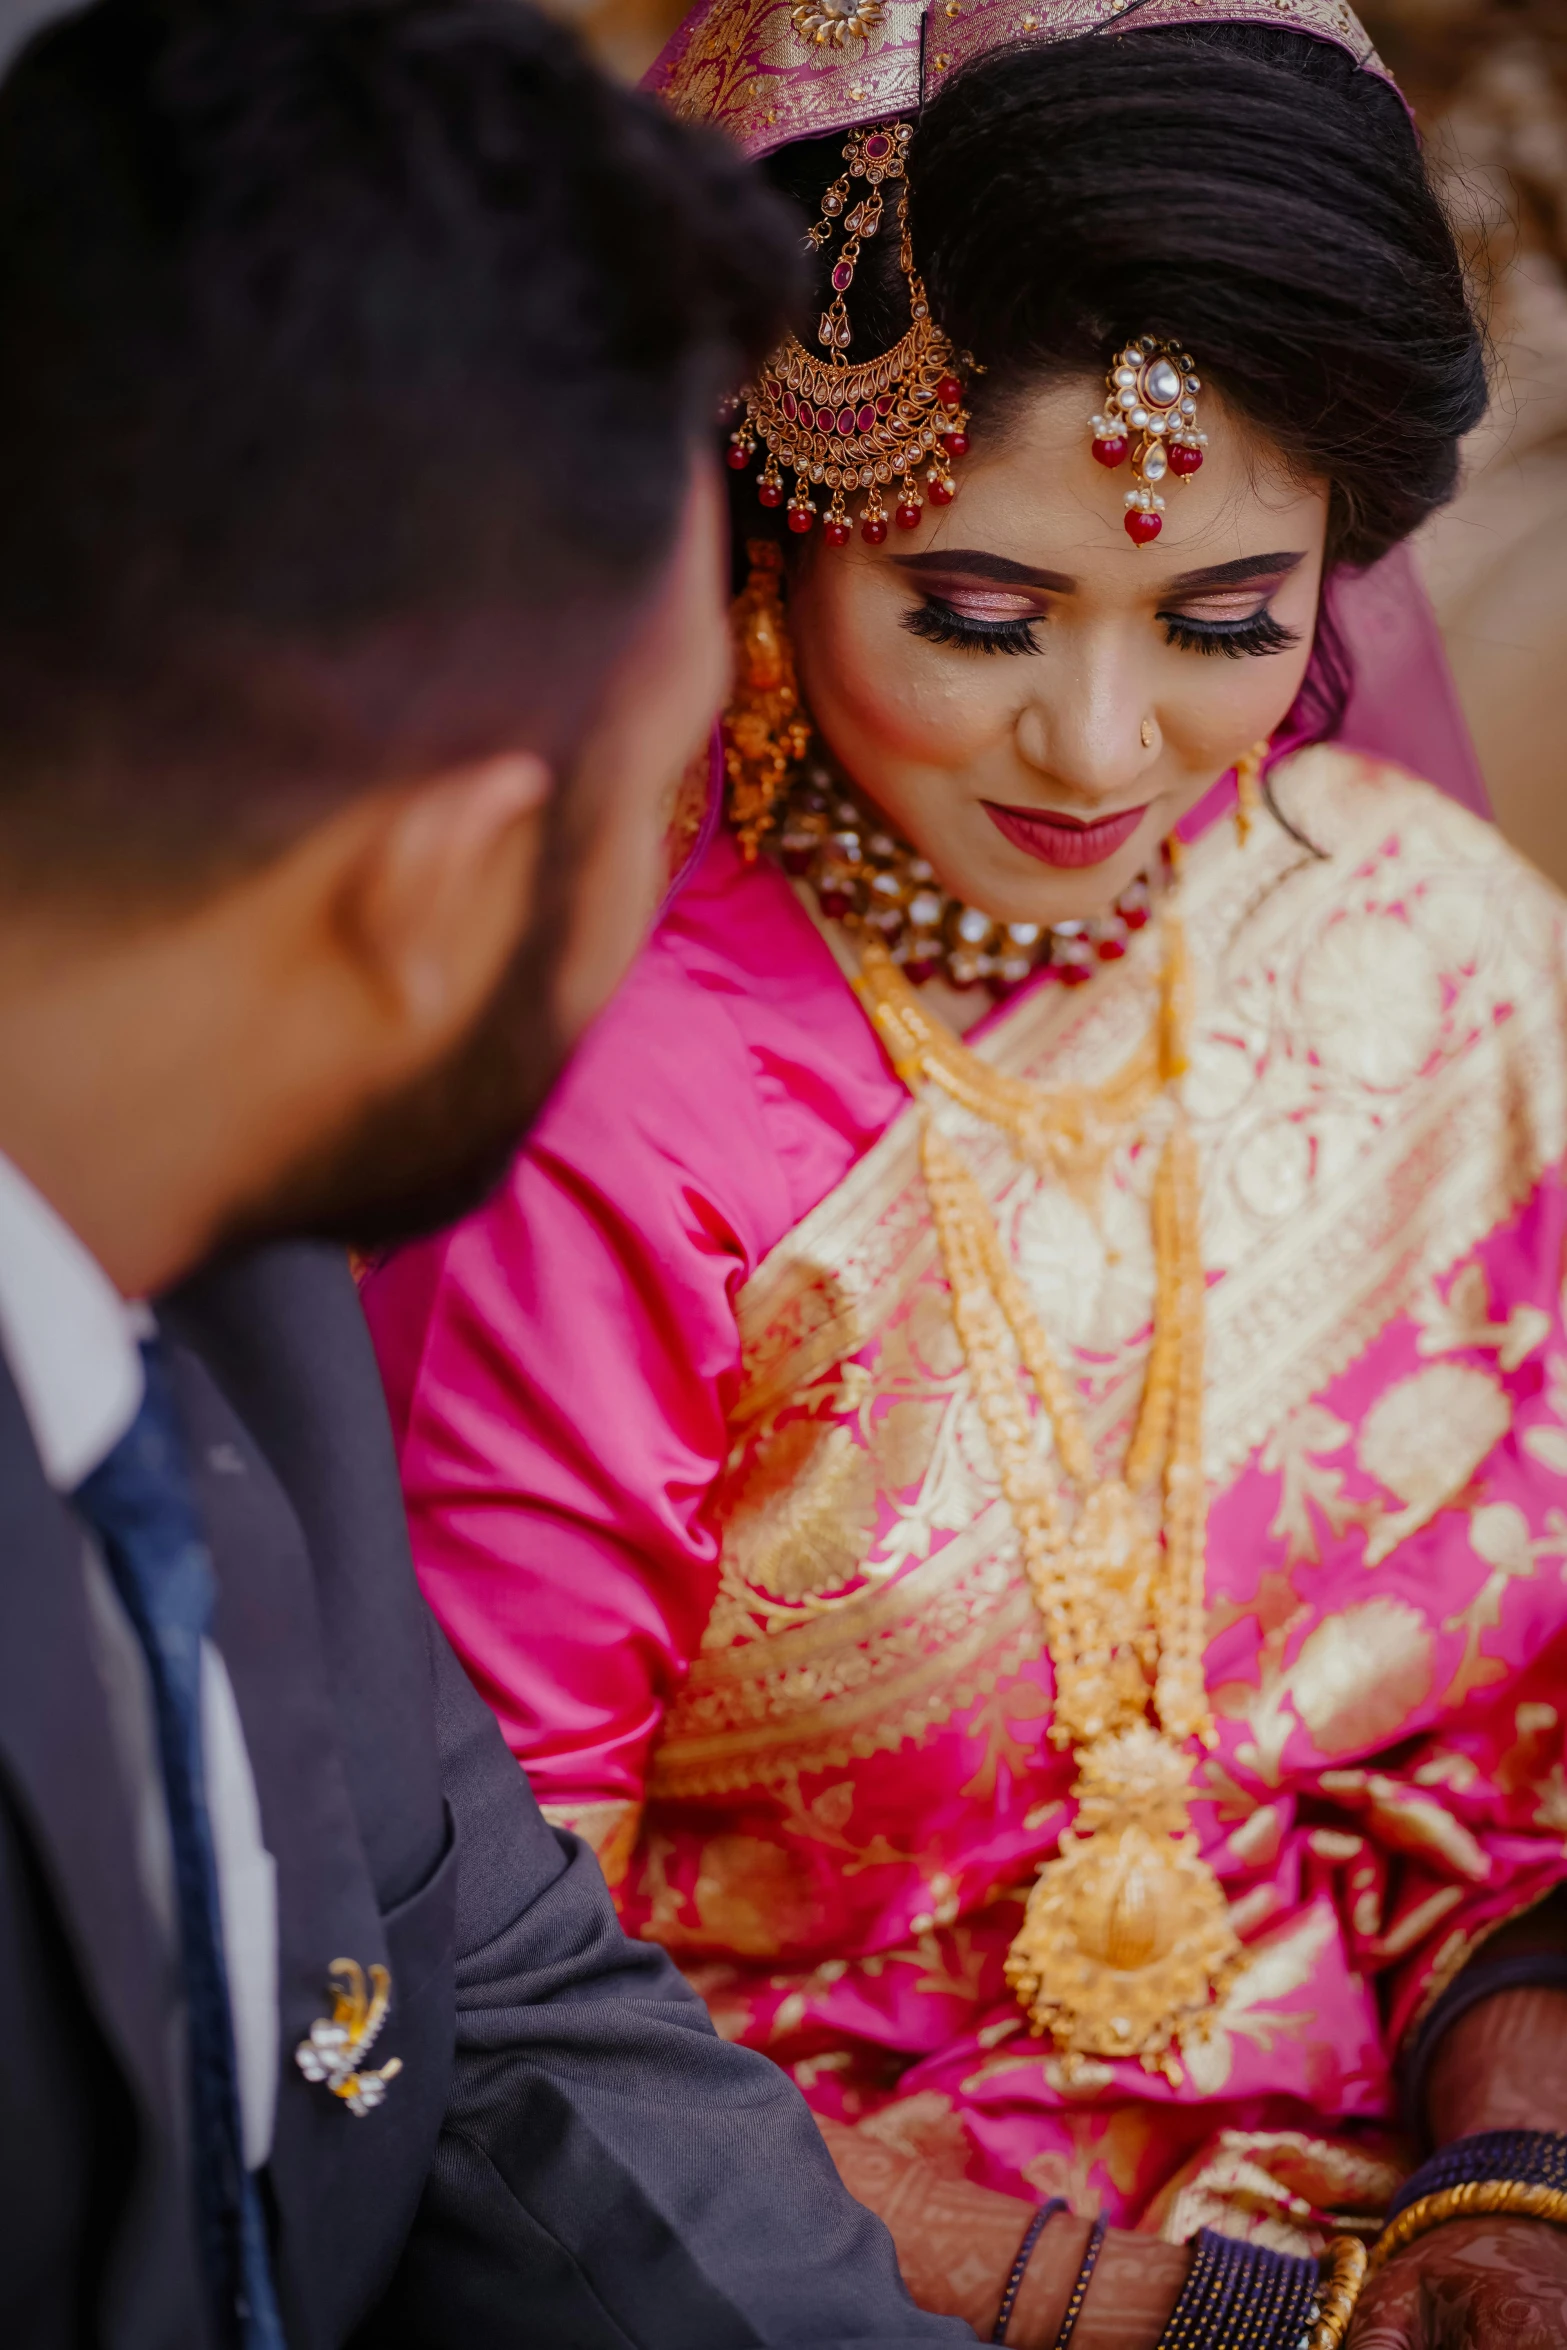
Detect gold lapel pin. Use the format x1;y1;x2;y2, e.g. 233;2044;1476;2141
294;1958;403;2116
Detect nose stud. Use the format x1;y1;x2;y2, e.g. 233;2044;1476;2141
1140;717;1156;749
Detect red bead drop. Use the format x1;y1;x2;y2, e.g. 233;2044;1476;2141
787;506;814;534
824;518;851;547
726;442;750;470
781;845;815;875
929;478;956;506
941;431;970;459
1096;935;1128;961
1059;960;1092;987
903;955;940;986
1125;509;1162;545
862;516;889;545
1091;436;1129;469
1168;443;1204;476
818;886;854;918
895;500;923;531
937;374;962;409
757;481;783;509
1121;902;1151;930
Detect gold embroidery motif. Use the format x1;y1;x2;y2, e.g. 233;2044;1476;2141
1287;1600;1435;1755
1357;1364;1511;1566
540;1797;643;1890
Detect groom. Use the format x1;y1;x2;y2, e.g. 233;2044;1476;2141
0;2;971;2345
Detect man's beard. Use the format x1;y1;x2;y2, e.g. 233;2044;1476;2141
222;801;581;1258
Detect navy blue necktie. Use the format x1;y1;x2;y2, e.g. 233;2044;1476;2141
73;1340;285;2350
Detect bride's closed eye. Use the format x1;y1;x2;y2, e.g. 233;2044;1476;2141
903;597;1042;656
1158;573;1302;658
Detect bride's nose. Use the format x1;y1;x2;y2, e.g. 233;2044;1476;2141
1013;646;1153;803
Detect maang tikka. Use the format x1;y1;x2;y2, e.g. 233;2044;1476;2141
1090;336;1206;544
726;120;971;544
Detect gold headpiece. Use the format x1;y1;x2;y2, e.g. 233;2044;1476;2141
725;120;970;544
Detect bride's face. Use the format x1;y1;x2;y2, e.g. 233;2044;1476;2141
786;376;1330;924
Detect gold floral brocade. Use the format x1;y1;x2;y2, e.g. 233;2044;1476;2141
650;752;1567;1803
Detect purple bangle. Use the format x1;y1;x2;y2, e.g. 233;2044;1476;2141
992;2198;1066;2344
1401;1952;1567;2145
1053;2216;1106;2350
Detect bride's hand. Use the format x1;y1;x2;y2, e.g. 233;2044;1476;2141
1346;2219;1567;2349
816;2114;1188;2348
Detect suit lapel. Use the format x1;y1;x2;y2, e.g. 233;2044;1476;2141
0;1353;204;2343
163;1342;391;2350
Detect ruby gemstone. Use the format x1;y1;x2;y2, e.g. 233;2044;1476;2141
857;403;877;432
1168;443;1204;476
1092;436;1129;469
837;407;856;435
782;392;798;421
864;134;890;156
831;263;854;293
1125;509;1162;544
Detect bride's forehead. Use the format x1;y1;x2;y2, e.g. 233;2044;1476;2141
644;0;1398;165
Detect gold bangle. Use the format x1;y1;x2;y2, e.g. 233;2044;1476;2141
1305;2235;1368;2350
1367;2180;1567;2276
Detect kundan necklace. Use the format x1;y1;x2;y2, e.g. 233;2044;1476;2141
854;915;1242;2082
773;759;1155;993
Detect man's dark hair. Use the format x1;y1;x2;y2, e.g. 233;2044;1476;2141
0;0;798;895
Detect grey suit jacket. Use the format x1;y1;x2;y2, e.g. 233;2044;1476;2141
0;1241;968;2350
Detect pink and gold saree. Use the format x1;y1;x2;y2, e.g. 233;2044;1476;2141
364;745;1567;2245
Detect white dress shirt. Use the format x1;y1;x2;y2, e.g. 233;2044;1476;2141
0;1150;278;2167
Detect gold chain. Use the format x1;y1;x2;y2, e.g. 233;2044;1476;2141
883;911;1240;2077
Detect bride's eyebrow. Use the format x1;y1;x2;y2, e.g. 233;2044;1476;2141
894;549;1075;592
1161;551;1305;593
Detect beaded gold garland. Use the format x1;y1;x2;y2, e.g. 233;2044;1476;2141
725;121;972;545
858;914;1244;2079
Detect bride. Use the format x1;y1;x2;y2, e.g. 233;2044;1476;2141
364;6;1567;2344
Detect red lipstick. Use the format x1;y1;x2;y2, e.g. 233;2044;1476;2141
982;800;1148;870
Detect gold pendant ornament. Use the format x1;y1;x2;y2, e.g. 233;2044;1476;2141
294;1958;403;2116
884;907;1241;2079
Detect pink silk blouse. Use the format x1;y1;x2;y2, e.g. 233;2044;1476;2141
363;748;1567;2244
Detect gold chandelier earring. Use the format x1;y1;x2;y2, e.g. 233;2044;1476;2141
723;540;811;862
1234;739;1268;846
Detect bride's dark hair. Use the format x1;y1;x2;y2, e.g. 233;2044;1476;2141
764;26;1485;573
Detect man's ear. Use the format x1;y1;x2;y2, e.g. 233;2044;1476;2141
334;751;553;1052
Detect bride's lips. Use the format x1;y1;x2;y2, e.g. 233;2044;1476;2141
982;799;1149;870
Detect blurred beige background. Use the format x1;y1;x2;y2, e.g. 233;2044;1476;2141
546;0;1567;883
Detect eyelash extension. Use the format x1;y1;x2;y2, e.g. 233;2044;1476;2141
1161;609;1301;659
903;599;1041;657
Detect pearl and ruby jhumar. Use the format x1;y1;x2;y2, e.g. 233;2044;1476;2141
1089;335;1207;544
725;121;972;544
775;760;1155;993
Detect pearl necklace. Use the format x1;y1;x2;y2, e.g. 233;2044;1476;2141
770;758;1154;994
